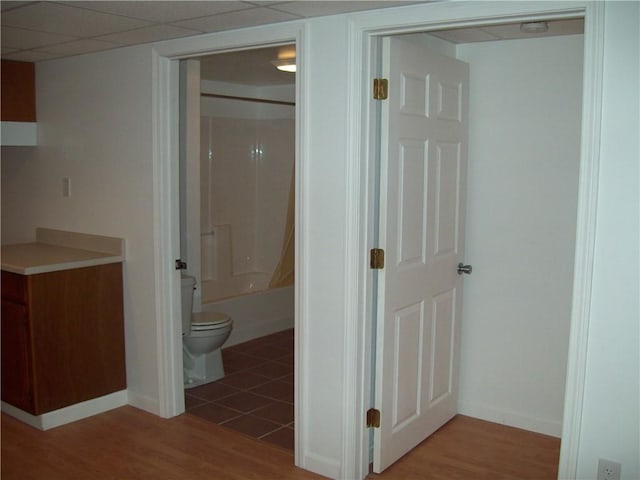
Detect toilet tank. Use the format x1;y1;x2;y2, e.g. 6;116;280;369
180;275;196;334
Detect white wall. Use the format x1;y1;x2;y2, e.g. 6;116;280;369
0;45;161;413
576;3;639;479
456;35;584;436
298;15;351;476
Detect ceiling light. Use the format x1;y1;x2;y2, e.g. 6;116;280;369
271;59;296;73
520;21;549;33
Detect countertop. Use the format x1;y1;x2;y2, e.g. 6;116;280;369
1;228;124;275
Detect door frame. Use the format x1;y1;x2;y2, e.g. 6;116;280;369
346;2;603;478
150;21;307;466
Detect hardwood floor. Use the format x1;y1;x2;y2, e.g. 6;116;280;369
367;415;561;480
1;406;320;480
1;407;559;480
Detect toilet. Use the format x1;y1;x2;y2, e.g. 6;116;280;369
181;275;233;388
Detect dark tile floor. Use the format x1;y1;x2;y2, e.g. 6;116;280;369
184;328;294;451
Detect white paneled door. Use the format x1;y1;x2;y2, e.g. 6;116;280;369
373;36;470;473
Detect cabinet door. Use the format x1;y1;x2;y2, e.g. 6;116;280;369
29;264;126;413
1;300;34;413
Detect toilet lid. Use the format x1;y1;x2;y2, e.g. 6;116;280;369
191;311;231;329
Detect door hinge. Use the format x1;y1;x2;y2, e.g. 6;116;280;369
366;408;381;428
373;78;388;100
175;259;187;270
370;248;385;269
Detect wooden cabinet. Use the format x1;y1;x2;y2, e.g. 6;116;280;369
1;300;32;411
1;60;36;122
1;263;126;415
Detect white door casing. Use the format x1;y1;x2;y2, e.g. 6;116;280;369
373;36;469;473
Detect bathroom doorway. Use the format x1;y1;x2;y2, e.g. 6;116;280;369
178;45;297;451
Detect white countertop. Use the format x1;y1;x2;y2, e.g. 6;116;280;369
1;228;124;275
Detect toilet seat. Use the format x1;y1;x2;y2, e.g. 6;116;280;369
191;312;232;331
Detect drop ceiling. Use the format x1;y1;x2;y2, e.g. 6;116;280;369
1;1;428;62
1;2;584;64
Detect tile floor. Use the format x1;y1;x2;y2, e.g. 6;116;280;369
184;328;294;451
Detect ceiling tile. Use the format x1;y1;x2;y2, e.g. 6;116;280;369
173;6;299;33
0;1;32;11
34;38;124;57
1;2;151;37
272;1;422;17
245;1;292;6
96;24;202;45
1;25;77;50
64;1;255;24
1;49;63;62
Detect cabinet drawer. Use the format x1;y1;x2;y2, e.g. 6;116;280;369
1;271;27;304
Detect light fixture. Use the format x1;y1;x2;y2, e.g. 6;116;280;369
271;58;296;73
520;21;549;33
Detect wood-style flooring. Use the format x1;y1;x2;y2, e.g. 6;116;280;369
366;415;560;479
1;407;560;480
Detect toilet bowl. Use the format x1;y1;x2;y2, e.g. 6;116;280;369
181;275;232;388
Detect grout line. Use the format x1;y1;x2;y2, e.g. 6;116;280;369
257;425;288;440
184;328;294;450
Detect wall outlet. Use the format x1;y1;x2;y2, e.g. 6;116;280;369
597;459;621;480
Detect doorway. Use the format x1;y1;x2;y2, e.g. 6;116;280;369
152;3;604;479
179;45;297;451
369;20;585;474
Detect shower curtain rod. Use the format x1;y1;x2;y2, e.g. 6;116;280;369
201;92;295;106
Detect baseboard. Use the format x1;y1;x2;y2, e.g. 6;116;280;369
300;452;342;480
1;390;128;430
457;401;562;438
126;390;161;415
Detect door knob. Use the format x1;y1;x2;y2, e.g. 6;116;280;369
457;263;472;275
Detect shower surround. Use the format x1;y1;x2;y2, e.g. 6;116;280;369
198;90;295;345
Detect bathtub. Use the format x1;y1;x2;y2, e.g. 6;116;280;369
199;280;294;347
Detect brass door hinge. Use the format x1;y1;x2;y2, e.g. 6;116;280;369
370;248;385;269
373;78;388;100
366;408;381;428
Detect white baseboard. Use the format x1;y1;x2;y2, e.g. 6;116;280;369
126;390;161;415
458;401;562;438
300;452;342;480
1;390;128;430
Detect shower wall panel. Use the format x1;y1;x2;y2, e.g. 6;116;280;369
200;112;294;283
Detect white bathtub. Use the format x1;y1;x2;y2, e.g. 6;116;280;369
201;271;271;304
200;282;294;347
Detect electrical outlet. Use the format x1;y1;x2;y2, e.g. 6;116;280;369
597;459;621;480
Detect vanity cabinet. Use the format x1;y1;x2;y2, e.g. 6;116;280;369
1;263;126;415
